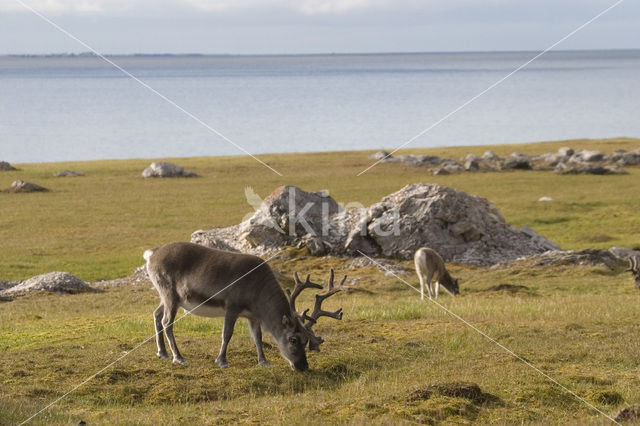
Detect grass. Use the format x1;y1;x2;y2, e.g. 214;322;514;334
1;137;640;424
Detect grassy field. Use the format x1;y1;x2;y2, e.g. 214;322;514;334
2;138;640;424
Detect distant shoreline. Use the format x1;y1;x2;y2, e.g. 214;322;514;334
3;48;640;59
6;137;640;167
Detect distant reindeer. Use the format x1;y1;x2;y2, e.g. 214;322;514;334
144;241;349;371
414;247;459;300
627;256;640;289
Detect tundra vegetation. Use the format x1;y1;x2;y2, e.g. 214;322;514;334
2;138;640;424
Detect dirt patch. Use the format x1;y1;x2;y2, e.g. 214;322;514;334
408;382;501;406
592;390;624;406
615;405;640;422
480;283;536;296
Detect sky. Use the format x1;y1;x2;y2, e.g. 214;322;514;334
0;0;638;55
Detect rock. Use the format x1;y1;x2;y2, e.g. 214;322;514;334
2;180;49;193
0;272;93;298
557;147;574;157
193;183;560;266
482;151;500;161
0;280;20;292
54;170;84;177
538;196;554;202
570;149;604;163
432;167;450;175
381;153;458;168
371;150;392;161
554;163;627;175
609;247;640;261
464;158;480;171
512;249;626;270
0;161;16;171
503;152;532;170
433;163;464;175
616;149;640;166
141;162;197;178
533;152;567;169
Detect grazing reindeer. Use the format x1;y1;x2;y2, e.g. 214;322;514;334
627;256;640;289
414;247;459;300
144;241;348;371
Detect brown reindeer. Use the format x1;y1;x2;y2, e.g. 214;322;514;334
144;241;349;371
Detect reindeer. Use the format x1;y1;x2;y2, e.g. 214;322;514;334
144;241;349;371
414;247;459;300
626;256;640;289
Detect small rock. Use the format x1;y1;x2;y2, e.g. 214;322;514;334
570;149;604;163
371;150;392;161
464;158;480;171
538;196;554;202
0;161;16;171
503;153;532;170
482;151;500;161
557;147;574;157
2;180;49;193
142;162;197;178
54;170;84;177
0;272;92;298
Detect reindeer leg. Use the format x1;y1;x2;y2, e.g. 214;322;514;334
434;280;440;299
417;272;426;300
154;304;169;359
426;270;435;299
248;318;270;366
216;308;240;368
162;301;187;365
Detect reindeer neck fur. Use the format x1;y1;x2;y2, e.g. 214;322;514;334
253;277;295;339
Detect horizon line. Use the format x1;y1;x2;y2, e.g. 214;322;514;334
2;47;639;58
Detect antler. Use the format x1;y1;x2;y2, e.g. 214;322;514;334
304;269;349;325
286;272;322;313
286;269;350;352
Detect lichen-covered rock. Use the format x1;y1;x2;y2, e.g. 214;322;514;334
0;272;92;298
142;162;197;178
510;249;626;270
192;184;560;266
2;180;49;193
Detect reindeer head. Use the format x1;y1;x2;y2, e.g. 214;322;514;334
284;269;349;370
442;275;460;296
627;256;640;289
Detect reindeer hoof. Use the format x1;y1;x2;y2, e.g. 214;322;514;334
172;357;188;365
157;352;170;359
258;360;272;367
215;358;229;368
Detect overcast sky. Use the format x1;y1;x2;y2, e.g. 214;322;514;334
0;0;638;55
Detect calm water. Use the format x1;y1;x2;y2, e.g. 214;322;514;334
1;50;639;163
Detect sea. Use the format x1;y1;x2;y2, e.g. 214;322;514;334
1;50;639;164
